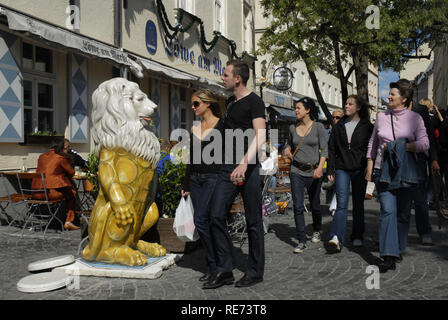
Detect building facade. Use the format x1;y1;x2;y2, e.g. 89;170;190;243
433;43;448;110
399;43;434;105
0;0;255;170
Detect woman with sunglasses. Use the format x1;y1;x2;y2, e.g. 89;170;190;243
326;95;373;252
181;89;224;284
283;97;328;253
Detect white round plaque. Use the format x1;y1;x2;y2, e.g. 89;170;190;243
17;272;71;293
28;255;75;272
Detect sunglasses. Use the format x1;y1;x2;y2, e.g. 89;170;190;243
333;116;341;119
192;101;200;108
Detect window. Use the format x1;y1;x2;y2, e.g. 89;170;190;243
22;42;56;135
22;42;53;73
179;87;188;129
243;6;253;52
215;0;226;34
334;88;338;106
23;78;56;135
176;0;194;14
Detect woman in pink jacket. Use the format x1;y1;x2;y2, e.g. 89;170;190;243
366;79;429;273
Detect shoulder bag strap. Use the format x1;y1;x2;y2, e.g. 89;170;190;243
291;122;314;158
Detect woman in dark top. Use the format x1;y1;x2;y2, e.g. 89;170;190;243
327;95;373;252
181;89;224;283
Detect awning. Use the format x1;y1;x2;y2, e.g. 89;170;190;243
136;56;197;81
132;54;230;98
0;6;144;77
267;105;296;122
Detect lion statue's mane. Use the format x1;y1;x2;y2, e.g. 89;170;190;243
91;78;160;167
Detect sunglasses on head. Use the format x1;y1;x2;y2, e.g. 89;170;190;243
192;101;200;108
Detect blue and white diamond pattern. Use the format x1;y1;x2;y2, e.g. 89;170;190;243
170;84;180;131
69;54;89;143
0;31;23;142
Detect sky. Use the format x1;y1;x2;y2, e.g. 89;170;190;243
378;68;399;102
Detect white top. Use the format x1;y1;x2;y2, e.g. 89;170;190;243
344;119;359;143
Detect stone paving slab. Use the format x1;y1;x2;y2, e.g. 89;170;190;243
1;196;448;300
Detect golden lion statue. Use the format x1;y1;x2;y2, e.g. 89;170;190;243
82;78;166;266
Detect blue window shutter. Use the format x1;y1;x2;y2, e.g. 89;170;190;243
68;54;89;143
0;31;23;143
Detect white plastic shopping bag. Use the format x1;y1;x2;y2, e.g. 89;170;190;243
173;196;199;242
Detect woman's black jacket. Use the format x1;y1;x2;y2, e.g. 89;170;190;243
327;116;373;176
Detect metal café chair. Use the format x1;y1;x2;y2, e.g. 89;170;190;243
0;173;29;226
226;193;247;248
14;172;66;238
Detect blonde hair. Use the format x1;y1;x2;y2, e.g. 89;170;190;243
192;89;223;118
419;98;434;110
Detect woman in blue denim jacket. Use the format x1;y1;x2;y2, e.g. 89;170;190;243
366;79;429;273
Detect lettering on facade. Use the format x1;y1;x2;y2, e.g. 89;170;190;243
164;35;225;75
81;41;128;64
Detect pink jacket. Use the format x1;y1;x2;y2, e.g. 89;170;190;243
367;108;429;169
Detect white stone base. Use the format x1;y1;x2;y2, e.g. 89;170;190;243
53;254;181;279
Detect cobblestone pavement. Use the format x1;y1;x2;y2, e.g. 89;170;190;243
1;196;448;301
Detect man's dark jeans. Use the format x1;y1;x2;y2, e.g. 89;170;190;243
209;165;264;278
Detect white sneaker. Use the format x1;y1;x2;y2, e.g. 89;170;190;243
311;232;321;243
328;235;340;252
353;239;363;247
293;243;307;253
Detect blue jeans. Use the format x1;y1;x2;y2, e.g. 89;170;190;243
329;169;367;248
290;172;322;244
374;169;415;257
189;172;218;274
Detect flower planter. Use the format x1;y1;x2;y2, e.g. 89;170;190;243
157;218;187;253
22;135;64;145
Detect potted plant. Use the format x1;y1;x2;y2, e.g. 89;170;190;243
85;151;99;194
156;144;193;252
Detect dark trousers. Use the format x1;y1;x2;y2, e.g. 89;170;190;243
413;179;432;237
209;165;264;278
290;172;322;244
189;173;218;274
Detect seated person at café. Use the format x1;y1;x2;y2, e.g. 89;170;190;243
64;138;87;169
32;139;79;230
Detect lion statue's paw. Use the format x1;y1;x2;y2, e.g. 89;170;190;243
137;240;167;257
110;245;148;266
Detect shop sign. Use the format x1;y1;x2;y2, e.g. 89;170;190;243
263;88;293;108
272;67;293;91
145;20;157;55
163;35;226;76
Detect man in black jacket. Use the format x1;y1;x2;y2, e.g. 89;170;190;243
410;101;439;245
